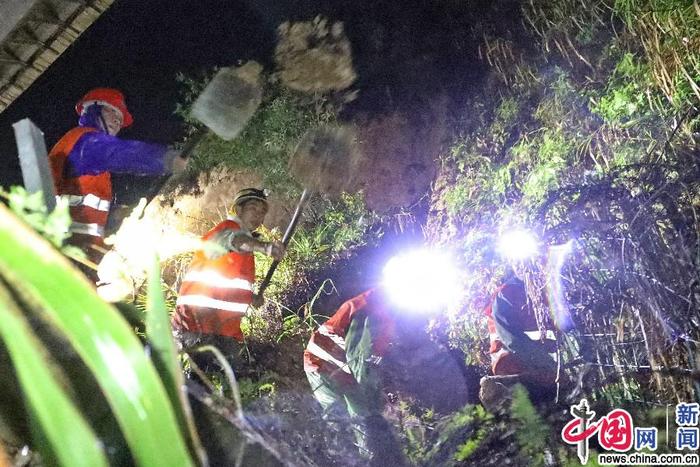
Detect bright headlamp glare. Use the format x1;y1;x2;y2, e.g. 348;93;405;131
382;249;460;313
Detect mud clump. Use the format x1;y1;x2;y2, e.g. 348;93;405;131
275;16;356;93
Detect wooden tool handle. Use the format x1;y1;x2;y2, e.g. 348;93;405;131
179;129;208;159
257;188;311;296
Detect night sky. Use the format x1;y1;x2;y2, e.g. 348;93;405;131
0;0;279;187
0;0;495;188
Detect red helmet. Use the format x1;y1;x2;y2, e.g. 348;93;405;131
75;88;133;127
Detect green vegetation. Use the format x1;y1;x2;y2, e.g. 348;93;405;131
238;373;278;405
453;412;491;462
177;75;335;196
510;385;549;466
0;186;81;259
0;203;200;466
2;1;698;465
436;0;700;405
397;403;495;466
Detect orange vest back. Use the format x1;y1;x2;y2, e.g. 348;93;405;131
303;290;394;384
49;127;111;234
485;282;553;376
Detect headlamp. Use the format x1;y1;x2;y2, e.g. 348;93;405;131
382;248;460;313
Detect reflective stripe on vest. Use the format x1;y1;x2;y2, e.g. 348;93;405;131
175;294;249;313
70;222;105;237
524;330;556;341
318;323;347;350
306;325;352;374
491;347;510;364
58;194;111;212
490;330;557;367
305;325;351;374
182;270;253;291
177;267;253;314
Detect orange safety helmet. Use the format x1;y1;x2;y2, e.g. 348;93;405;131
75;88;133;127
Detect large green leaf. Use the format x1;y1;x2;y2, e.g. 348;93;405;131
145;256;207;465
0;284;109;467
145;256;181;396
0;204;194;467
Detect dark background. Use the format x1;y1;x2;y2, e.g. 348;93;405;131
0;0;497;189
0;0;276;187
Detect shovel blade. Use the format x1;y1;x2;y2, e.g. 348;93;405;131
288;125;359;196
191;62;263;141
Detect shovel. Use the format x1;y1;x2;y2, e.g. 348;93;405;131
257;125;358;297
187;61;263;147
143;62;263;199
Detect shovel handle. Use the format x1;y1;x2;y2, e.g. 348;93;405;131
258;188;311;296
142;129;208;202
179;129;208;159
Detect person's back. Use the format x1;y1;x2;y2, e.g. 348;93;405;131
304;288;406;466
479;274;560;411
485;274;557;382
304;289;394;390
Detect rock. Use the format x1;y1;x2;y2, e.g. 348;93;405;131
479;375;516;412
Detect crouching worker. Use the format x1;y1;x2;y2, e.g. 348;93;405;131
304;288;407;466
480;272;558;410
172;188;285;368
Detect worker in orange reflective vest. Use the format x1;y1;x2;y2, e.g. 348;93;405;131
484;273;557;386
304;288;407;465
172;188;285;346
48;88;187;268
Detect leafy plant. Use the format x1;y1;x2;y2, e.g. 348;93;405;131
590;53;653;125
452;405;494;462
454;425;488;462
0;285;109;467
510;385;549;465
0;186;81;258
0;203;197;466
238;373;278;406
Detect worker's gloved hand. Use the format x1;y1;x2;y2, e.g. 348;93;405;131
201;239;227;260
251;293;264;308
265;241;286;261
165;148;188;174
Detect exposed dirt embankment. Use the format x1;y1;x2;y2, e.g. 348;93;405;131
352;104;446;212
